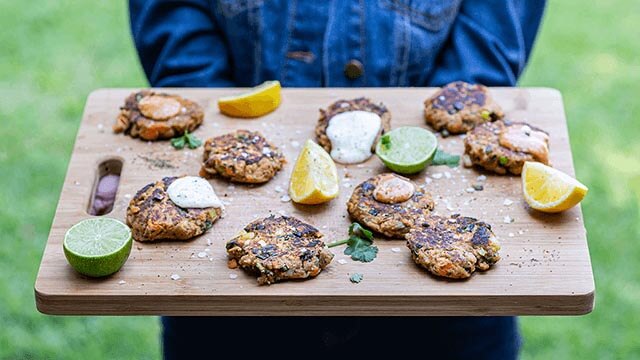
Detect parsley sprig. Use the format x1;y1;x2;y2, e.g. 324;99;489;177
171;131;203;150
328;223;378;262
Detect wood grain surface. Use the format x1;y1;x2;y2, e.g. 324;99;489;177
34;88;595;316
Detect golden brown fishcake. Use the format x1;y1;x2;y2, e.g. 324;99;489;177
406;214;501;279
424;81;504;134
226;215;334;285
464;120;550;175
199;130;285;183
346;173;435;238
126;177;221;242
113;91;204;141
315;98;391;153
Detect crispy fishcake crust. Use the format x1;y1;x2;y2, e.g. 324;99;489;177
424;81;504;134
226;215;334;285
464;120;550;175
113;91;204;141
126;177;221;242
315;98;391;153
406;214;501;279
346;174;435;238
199;130;285;183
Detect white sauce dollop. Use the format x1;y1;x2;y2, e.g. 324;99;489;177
167;176;223;209
326;111;381;164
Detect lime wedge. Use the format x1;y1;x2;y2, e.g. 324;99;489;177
63;218;132;277
375;126;438;175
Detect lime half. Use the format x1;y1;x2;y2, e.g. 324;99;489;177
63;218;132;277
376;126;438;175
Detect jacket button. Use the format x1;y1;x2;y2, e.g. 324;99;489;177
344;59;364;79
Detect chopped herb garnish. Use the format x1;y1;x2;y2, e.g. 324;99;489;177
328;223;378;263
349;273;364;284
499;156;508;165
380;134;391;150
432;148;460;167
171;131;202;150
481;110;491;120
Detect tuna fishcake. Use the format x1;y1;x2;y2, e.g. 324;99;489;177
315;98;391;164
464;120;550;175
126;177;222;242
424;81;504;134
113;91;204;141
347;173;435;238
226;215;334;285
406;214;501;279
200;130;285;183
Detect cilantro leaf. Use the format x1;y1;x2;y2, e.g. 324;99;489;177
349;273;364;284
499;156;508;165
185;132;203;149
171;131;202;150
170;136;186;150
350;222;373;241
431;148;460;167
328;222;378;263
345;240;379;262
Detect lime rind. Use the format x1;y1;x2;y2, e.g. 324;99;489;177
64;218;131;258
376;127;438;175
63;218;132;277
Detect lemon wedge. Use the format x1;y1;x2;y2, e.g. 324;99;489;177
218;80;281;118
522;161;588;213
289;140;339;205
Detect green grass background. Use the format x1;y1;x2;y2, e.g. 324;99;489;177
1;1;638;358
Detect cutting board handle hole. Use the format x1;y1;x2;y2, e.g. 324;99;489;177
87;158;123;216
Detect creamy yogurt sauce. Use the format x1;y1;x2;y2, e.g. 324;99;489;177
326;110;382;164
167;176;223;209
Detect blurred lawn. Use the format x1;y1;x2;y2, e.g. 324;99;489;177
0;1;638;359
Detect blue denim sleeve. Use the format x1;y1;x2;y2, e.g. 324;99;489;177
129;0;234;87
426;0;546;86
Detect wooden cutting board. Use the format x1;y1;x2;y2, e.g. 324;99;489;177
34;88;595;316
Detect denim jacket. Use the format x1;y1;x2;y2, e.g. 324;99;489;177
129;0;545;88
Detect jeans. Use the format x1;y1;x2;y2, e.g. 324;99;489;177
162;316;521;359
